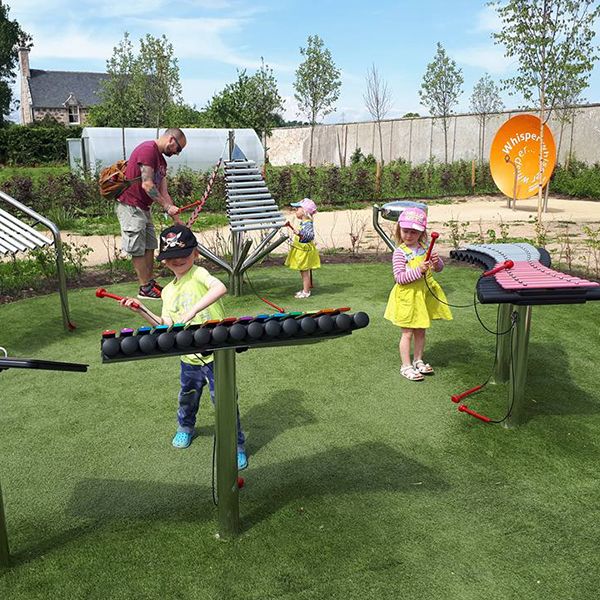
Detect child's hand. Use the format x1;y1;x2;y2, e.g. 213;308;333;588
180;311;195;324
120;297;143;313
420;260;431;274
430;251;440;269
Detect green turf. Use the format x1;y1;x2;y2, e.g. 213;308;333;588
1;263;599;599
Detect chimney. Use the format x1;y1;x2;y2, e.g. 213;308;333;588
18;46;30;79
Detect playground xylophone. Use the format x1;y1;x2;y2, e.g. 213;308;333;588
450;242;600;305
99;306;369;538
101;308;369;363
448;242;600;427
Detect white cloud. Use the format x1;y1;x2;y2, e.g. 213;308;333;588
25;27;117;61
453;45;513;75
474;6;502;33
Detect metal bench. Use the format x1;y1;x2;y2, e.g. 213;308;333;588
0;190;74;330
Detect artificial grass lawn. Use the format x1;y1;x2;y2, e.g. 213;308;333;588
1;262;599;599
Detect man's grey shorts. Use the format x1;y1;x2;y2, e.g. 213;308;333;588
115;202;158;257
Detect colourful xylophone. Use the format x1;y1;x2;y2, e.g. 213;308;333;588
101;308;370;363
450;243;600;305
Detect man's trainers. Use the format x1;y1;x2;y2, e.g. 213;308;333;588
149;279;163;292
237;450;248;470
138;281;162;300
172;431;193;449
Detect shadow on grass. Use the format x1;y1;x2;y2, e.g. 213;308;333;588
10;442;447;564
436;336;600;425
195;390;316;454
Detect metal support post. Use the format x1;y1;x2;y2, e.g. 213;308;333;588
0;483;9;567
504;305;532;429
213;349;240;537
492;303;513;384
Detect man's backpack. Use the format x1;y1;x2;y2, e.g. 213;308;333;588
98;160;141;200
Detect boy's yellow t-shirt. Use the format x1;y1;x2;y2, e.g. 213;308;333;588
161;264;226;366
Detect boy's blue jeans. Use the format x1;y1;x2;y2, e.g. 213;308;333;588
178;361;245;450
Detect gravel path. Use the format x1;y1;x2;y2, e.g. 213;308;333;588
62;196;600;268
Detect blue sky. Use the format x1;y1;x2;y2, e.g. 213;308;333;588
9;0;600;124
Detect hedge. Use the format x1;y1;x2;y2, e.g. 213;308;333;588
0;126;82;165
1;160;599;220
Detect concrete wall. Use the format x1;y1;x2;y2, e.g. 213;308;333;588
267;104;600;166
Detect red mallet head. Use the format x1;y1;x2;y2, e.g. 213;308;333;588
96;287;108;298
425;231;440;261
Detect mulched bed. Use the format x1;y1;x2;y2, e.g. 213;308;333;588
0;252;394;305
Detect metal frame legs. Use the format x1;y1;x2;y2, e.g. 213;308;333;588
213;349;240;537
0;483;9;567
493;304;533;428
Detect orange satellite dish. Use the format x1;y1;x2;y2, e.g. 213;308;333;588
490;114;556;200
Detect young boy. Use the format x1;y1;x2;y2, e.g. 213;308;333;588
121;224;247;469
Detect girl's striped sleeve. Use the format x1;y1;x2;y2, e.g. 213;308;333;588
392;248;422;284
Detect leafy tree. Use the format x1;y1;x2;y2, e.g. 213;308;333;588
204;59;284;156
136;34;183;136
0;2;31;126
294;35;341;167
164;102;211;128
419;42;463;164
88;32;143;157
402;112;420;118
491;0;600;218
470;73;504;164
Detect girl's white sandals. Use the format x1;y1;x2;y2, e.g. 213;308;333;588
413;359;434;375
400;365;424;381
294;291;311;298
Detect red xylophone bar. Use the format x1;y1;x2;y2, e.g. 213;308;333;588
458;404;492;423
482;260;514;277
425;231;440;262
451;385;484;403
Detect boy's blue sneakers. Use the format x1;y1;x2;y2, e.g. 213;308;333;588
172;431;193;449
237;450;248;470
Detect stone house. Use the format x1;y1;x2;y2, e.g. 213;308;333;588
18;47;109;126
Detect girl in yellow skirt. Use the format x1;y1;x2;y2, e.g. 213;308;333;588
384;207;452;381
285;198;321;298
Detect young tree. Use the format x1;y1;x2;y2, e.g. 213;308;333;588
491;0;600;219
363;63;392;166
0;2;31;125
136;34;183;136
204;59;284;158
419;42;463;164
293;35;341;167
88;33;143;158
470;73;504;164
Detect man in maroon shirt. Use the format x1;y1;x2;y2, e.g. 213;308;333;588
116;128;187;299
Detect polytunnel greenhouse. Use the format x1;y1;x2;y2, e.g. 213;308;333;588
67;127;264;174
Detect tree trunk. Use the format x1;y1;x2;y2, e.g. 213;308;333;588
443;118;448;164
309;122;315;168
481;116;486;165
375;160;382;197
121;127;126;160
378;120;384;166
567;115;576;170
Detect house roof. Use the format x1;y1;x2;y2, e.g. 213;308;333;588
28;69;110;108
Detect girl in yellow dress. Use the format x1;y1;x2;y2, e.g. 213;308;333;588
285;198;321;298
384;207;453;381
